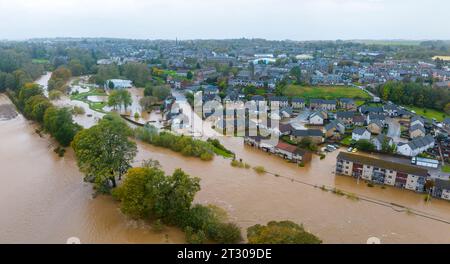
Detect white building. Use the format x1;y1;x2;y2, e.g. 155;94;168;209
352;128;371;141
308;112;325;125
396;136;435;157
106;79;133;89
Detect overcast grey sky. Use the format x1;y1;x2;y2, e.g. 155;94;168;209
0;0;449;40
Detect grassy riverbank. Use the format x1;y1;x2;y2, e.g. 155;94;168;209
70;89;108;113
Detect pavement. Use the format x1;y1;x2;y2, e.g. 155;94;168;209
171;90;221;138
386;117;408;143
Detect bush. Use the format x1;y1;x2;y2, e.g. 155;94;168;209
207;138;235;158
355;140;376;152
332;188;345;196
53;146;66;157
346;193;359;201
182;204;243;244
247;221;322;244
253;166;267;174
298;138;318;152
71;106;85;115
207;222;243;244
231;159;250;169
185;227;207;244
49;90;63;100
152;219;164;233
200;152;214;161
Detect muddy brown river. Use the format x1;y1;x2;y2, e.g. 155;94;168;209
1;92;450;244
0;95;185;243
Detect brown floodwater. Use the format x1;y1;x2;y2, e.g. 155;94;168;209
136;136;450;244
1;86;450;243
0;95;185;244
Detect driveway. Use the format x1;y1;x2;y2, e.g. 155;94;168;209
386;117;407;143
289;109;311;130
171;90;221;138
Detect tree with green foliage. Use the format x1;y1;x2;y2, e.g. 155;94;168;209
24;95;52;122
72;114;137;192
139;96;159;111
381;138;396;154
92;64;120;85
247;221;322;244
122;62;151;87
108;90;132;111
445;103;450;115
153;86;171;101
144;84;171;101
355;139;376;152
297;137;318;152
114;166;242;244
17;83;43;109
113;165;200;224
68;59;85;76
108;80;115;89
135;126;215;161
48;90;63;101
187;71;194;80
424;179;435;201
112;167;166;218
290;66;302;84
156;169;201;224
48;66;72;92
43;107;82;147
376;81;449;112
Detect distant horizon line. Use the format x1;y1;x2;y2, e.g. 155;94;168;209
1;37;450;43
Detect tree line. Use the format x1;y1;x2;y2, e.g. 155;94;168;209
90;63;152;87
134;126;215;161
9;83;81;147
0;48;45;92
374;81;450;113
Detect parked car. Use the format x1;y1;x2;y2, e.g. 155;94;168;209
347;147;353;152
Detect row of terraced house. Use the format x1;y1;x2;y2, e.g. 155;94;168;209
336;152;450;200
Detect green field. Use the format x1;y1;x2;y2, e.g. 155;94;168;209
442;165;450;173
70;89;108;113
283;85;371;100
32;59;50;64
404;106;449;122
